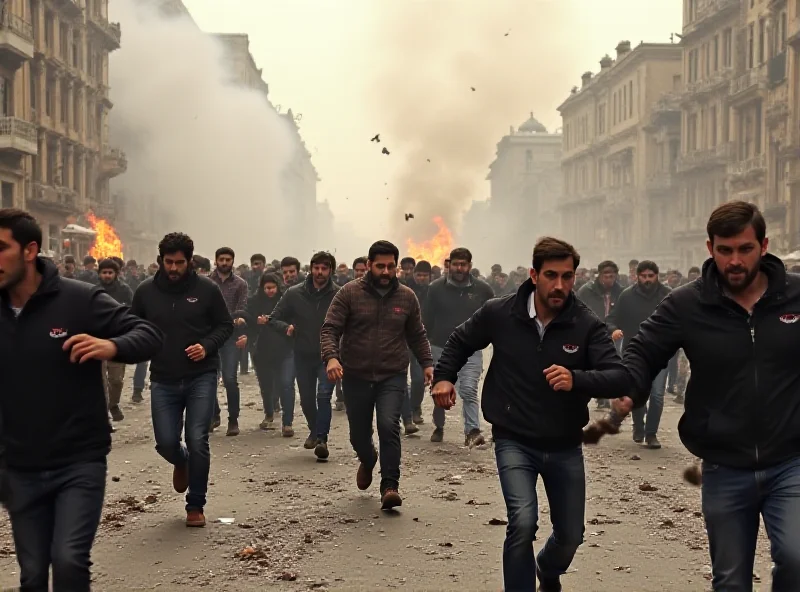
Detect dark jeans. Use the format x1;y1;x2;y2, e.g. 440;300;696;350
495;439;585;591
151;372;217;511
253;354;296;427
631;368;668;437
239;343;250;373
401;353;425;422
666;352;679;390
343;373;406;493
294;352;335;441
215;337;241;421
702;456;800;591
133;361;148;391
6;459;107;591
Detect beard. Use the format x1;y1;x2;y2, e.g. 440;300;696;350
638;281;658;294
369;270;391;287
719;258;760;294
537;289;567;314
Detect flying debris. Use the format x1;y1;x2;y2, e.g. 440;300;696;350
382;147;390;155
470;87;476;92
371;134;381;143
504;29;510;37
426;158;431;163
404;213;415;222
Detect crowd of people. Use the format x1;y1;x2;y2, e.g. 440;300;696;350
0;199;797;591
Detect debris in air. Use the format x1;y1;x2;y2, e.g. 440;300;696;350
371;134;380;143
382;147;390;155
427;158;431;163
470;87;476;91
404;213;414;221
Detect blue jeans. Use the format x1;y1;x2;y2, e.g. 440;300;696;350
5;459;107;591
401;352;424;422
151;372;217;511
215;337;241;421
431;346;483;433
254;354;296;427
343;373;406;492
294;352;335;441
133;361;148;391
702;456;800;591
631;368;667;436
666;352;679;391
495;440;585;591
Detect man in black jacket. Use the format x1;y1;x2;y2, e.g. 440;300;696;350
75;255;99;285
615;202;800;592
402;260;432;428
432;237;628;592
131;232;233;528
606;260;671;449
270;251;339;460
424;247;494;446
0;209;162;591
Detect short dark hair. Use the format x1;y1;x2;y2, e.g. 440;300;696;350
628;259;639;268
111;256;124;269
400;256;416;268
280;256;300;271
83;255;96;265
368;240;399;263
98;258;120;273
707;200;766;244
250;253;266;265
259;271;282;290
636;260;659;275
352;256;367;269
414;260;432;274
0;208;41;250
531;237;580;272
126;259;138;268
158;232;194;260
215;247;235;261
310;251;336;269
192;254;211;271
470;268;480;277
688;266;701;274
64;255;75;264
449;247;472;263
597;260;619;274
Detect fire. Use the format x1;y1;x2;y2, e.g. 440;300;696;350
406;216;453;266
87;212;124;260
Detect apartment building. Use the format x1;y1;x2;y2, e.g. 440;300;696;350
784;0;800;247
213;33;270;98
558;41;682;267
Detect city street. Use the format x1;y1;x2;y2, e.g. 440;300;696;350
0;370;774;591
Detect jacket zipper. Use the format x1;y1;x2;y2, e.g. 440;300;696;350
749;316;759;465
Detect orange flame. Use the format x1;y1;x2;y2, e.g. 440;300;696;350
406;216;453;266
87;212;124;260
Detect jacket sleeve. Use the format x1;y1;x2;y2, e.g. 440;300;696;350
122;284;134;306
320;287;349;363
622;292;684;406
434;303;492;385
130;283;146;319
87;289;163;364
405;294;433;369
235;280;249;315
604;289;623;333
570;320;630;398
199;285;234;356
422;285;436;335
268;291;291;333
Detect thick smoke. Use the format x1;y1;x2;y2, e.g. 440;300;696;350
370;1;584;265
108;0;299;259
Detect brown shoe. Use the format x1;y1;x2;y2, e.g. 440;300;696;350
186;509;206;527
380;488;402;510
465;429;486;448
226;420;240;437
109;406;125;422
173;463;189;494
303;435;316;449
356;448;378;490
404;420;419;435
282;425;294;437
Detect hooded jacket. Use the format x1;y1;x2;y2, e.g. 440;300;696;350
270;274;339;358
433;279;628;448
576;280;624;322
100;278;133;306
423;276;495;348
0;259;162;470
239;285;291;361
605;281;671;350
623;254;800;470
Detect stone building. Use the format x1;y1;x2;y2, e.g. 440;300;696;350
212;33;270;98
558;41;683;268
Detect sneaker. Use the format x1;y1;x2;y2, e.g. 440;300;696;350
303;435;316;449
536;567;562;592
259;414;275;430
282;425;294;437
334;401;345;412
380;488;402;510
226;420;240;437
173;463;189;494
465;429;485;447
109;406;124;422
404;420;419;436
645;434;662;449
314;439;329;460
412;409;424;425
132;388;144;404
210;416;221;432
357;448;378;490
186;509;206;528
430;428;444;443
632;428;644;444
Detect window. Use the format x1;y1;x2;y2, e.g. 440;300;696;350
29;68;35;110
713;35;719;71
525;149;533;172
622;86;627;121
44;12;54;49
47;142;57;184
688;114;698;151
755;102;762;155
72;38;79;69
73;89;80;132
748;23;755;69
73;153;80;192
723;28;732;68
61;148;69;187
1;182;13;208
0;77;10;116
61;86;68;126
45;75;54;117
597;159;604;188
629;80;633;118
60;24;69;62
704;43;710;77
612;93;617;125
759;18;766;64
597;103;606;135
710;106;717;147
48;224;59;253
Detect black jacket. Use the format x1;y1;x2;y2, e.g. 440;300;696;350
606;282;671;350
100;279;133;306
423;276;495;347
76;268;99;285
576;280;623;322
434;279;628;448
623;254;800;470
239;289;291;361
131;270;234;383
0;259;162;470
270;275;339;357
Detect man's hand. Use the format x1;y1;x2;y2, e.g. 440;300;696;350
63;334;118;363
431;380;456;410
286;324;295;336
327;358;344;382
234;318;246;327
185;343;206;362
611;329;623;341
235;335;247;349
423;366;434;386
611;396;634;417
544;365;573;391
257;315;269;325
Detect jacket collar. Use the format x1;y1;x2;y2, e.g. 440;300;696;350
511;278;577;324
700;252;788;304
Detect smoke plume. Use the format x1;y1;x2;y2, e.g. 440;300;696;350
108;0;300;259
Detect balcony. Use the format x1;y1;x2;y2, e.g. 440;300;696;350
0;11;33;69
684;68;733;100
683;0;740;38
676;143;733;173
0;116;37;155
789;18;800;48
100;145;127;178
53;0;83;19
727;153;767;180
729;65;768;102
646;172;676;192
605;185;635;211
87;14;121;51
766;84;789;122
91;200;116;219
27;182;76;214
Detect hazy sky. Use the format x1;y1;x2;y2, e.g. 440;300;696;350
181;0;682;242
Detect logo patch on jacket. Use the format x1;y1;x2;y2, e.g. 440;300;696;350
562;344;579;354
50;328;68;339
187;297;198;303
392;307;403;314
779;314;800;324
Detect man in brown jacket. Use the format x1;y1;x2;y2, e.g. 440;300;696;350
321;240;433;510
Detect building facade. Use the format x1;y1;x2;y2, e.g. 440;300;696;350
212;33;270;98
558;41;683;268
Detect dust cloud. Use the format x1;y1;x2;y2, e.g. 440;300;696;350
370;1;583;266
108;0;300;260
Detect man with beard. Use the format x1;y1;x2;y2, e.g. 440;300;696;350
62;255;76;279
248;254;266;296
280;256;304;288
98;258;134;423
131;233;233;527
76;255;99;285
402;260;432;428
321;240;433;510
209;247;249;436
399;256;416;287
270;251;339;459
0;209;162;589
352;256;367;281
432;237;628;592
614;201;800;591
606;260;671;449
424;247;494;446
